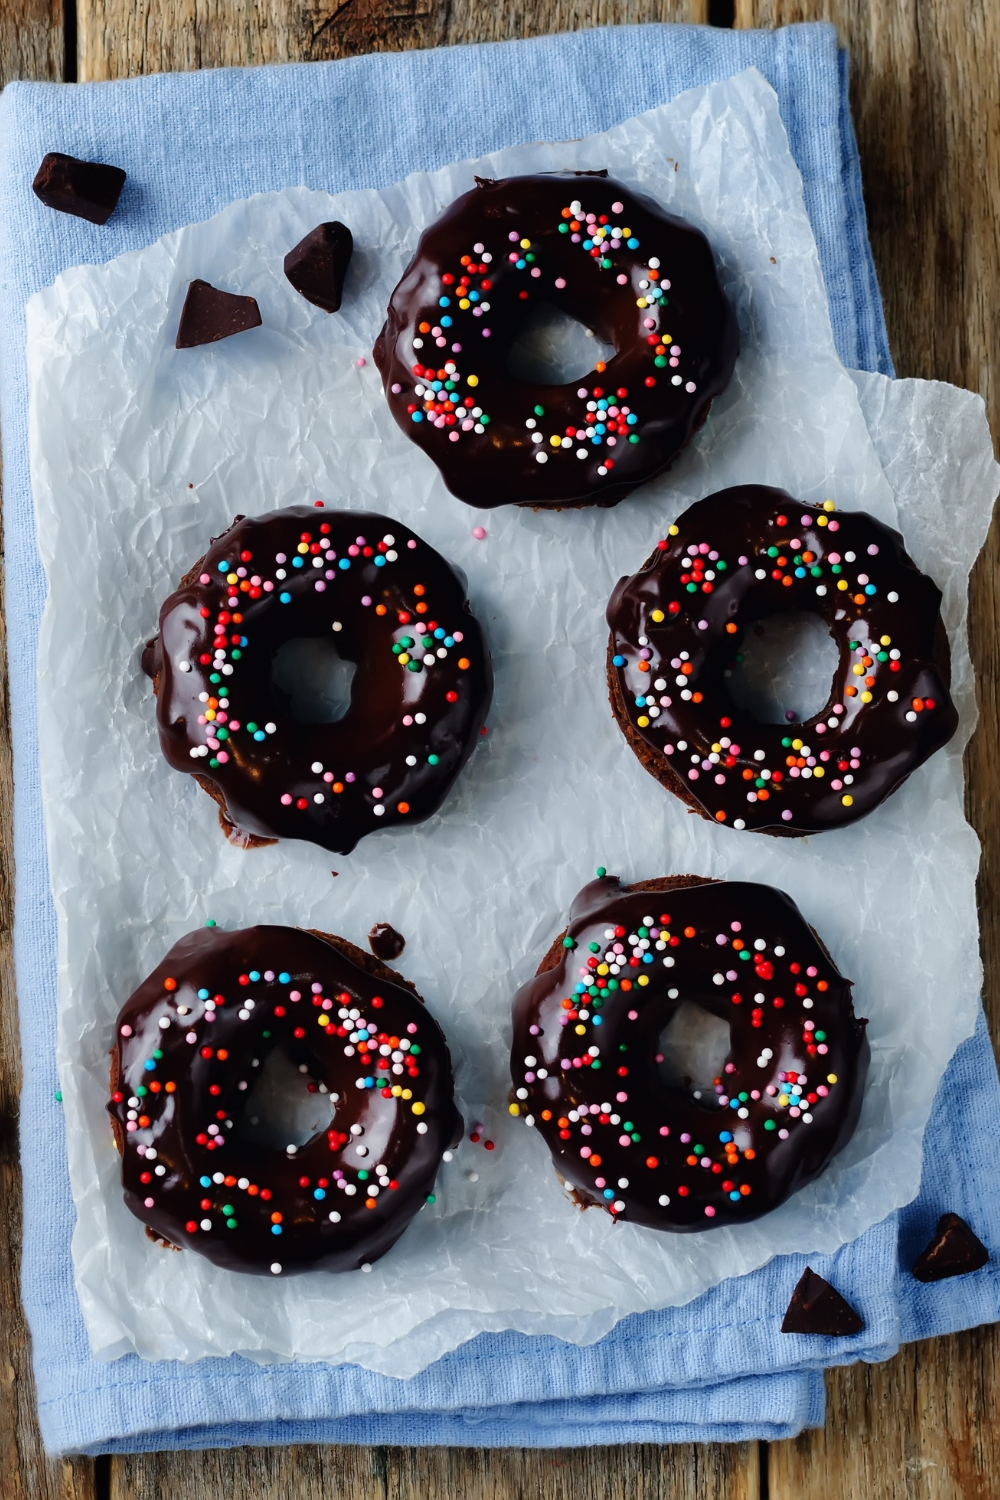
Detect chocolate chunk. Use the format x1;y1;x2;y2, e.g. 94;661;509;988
912;1213;989;1282
368;923;406;962
284;222;354;313
32;152;126;225
780;1268;865;1336
176;280;262;348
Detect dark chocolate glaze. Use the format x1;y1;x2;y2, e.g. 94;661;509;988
142;507;493;855
108;925;462;1275
606;486;958;835
510;875;869;1232
369;923;406;961
373;174;738;510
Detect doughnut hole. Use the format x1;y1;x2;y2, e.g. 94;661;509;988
504;303;616;386
724;610;839;726
271;636;357;724
657;1001;732;1100
236;1045;337;1150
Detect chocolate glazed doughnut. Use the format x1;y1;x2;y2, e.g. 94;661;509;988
142;507;492;855
108;925;462;1275
510;875;868;1231
606;486;958;834
373;173;738;509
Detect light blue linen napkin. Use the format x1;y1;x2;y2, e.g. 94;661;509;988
1;21;996;1457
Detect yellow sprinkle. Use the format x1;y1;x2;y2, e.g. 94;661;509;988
827;1073;838;1084
597;963;609;976
549;434;561;447
778;1094;789;1107
668;523;679;534
636;298;648;309
575;1024;586;1035
467;374;479;387
837;580;849;591
401;1089;412;1100
391;1085;402;1097
813;766;825;777
297;543;309;554
852;663;865;675
861;691;873;703
880;635;891;646
205;710;216;722
663;335;673;345
622;227;631;237
508;1102;520;1116
823;499;836;511
711;742;722;754
459;298;471;310
317;1015;329;1027
817;515;828;527
792;738;803;750
412;1101;426;1115
637;974;649;986
651;608;665;623
841;795;854;807
398;653;410;665
227;572;238;585
520;238;530;249
637;715;650;728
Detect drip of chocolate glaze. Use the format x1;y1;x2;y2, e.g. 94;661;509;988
369;923;406;961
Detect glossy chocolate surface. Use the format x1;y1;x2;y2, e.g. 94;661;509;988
510;875;869;1232
108;925;461;1275
143;507;493;855
606;486;958;834
373;174;738;509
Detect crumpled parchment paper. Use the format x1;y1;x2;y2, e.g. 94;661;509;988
26;68;998;1371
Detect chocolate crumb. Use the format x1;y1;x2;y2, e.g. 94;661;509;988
32;152;126;224
284;222;354;313
780;1268;864;1336
175;279;262;348
912;1213;988;1282
368;923;406;961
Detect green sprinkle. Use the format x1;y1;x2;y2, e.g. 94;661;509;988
782;737;792;747
638;926;649;937
588;941;601;953
209;672;221;683
533;404;545;417
153;1048;163;1060
693;1144;704;1155
738;1092;749;1102
222;1205;234;1215
54;1090;63;1103
654;355;667;367
226;1218;238;1229
628;433;639;444
246;722;257;732
425;1193;436;1204
205;919;217;928
558;223;569;233
624;1121;635;1132
767;546;778;558
262;1030;272;1039
136;1085;147;1096
596;866;607;877
407;661;422;672
630;1132;640;1142
358;1170;369;1181
562;937;577;949
427;753;440;765
815;1030;827;1041
209;758;219;768
230;649;241;660
764;1119;776;1130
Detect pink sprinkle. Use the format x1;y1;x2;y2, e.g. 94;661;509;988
828;520;839;531
323;772;333;783
577;387;588;398
580;1146;592;1158
782;809;794;821
685;381;697;393
144;1197;155;1208
372;788;383;799
199;573;211;584
290;990;301;1001
216;751;229;764
704;1206;716;1217
120;1024;133;1037
390;382;402;394
616;1091;628;1102
449;431;460;442
280;794;293;805
407;1022;418;1034
263;581;274;592
453;631;464;642
315;580;326;591
407;539;417;549
355;357;366;368
659;1125;670;1136
361;595;372;606
868;544;879;555
627;1010;638;1020
554;277;566;289
509;231;519;241
617;275;628;285
643;317;656;329
618;1135;631;1147
611;200;623;212
402;715;413;726
472;526;487;540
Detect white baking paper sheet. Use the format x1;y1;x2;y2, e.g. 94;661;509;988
26;68;998;1371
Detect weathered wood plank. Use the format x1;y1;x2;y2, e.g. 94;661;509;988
76;0;709;81
108;1440;761;1500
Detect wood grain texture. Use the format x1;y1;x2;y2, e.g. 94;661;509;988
3;0;998;1494
107;1441;760;1499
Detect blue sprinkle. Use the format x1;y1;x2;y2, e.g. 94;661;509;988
612;654;626;667
411;411;424;423
338;558;351;570
374;556;386;567
730;1190;741;1201
254;731;265;741
200;1176;211;1187
603;1188;614;1199
271;1224;282;1235
795;567;806;578
865;584;877;595
597;399;608;410
583;240;594;250
591;435;601;445
441;316;452;327
642;952;654;964
292;556;304;568
469;290;479;301
364;1077;375;1089
439;296;451;307
434;628;445;639
198;988;210;999
444;636;455;648
575;983;587;994
279;591;291;604
240;637;247;647
249;970;260;982
595;424;606;435
217;561;229;572
592;1014;602;1025
634;696;646;708
516;258;526;269
627;237;639;248
730;1099;740;1110
144;1059;156;1071
718;1131;732;1143
431;380;443;391
279;972;291;984
313;1189;326;1200
626;414;638;425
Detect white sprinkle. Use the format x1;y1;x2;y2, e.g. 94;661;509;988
270;1263;282;1274
178;660;191;672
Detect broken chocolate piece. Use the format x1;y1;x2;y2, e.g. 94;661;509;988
368;923;406;962
284;222;354;313
32;152;126;225
175;280;262;348
912;1213;989;1282
780;1268;865;1336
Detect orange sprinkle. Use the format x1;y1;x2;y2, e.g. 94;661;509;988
397;801;410;815
595;361;607;373
216;1049;229;1061
413;584;426;596
684;926;696;938
726;622;738;634
715;810;726;821
333;781;344;793
165;1081;176;1093
270;1212;282;1223
366;1198;377;1209
415;602;428;614
458;657;470;670
375;604;387;616
164;978;177;991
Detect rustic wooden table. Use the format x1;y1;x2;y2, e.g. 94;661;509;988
2;0;998;1495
